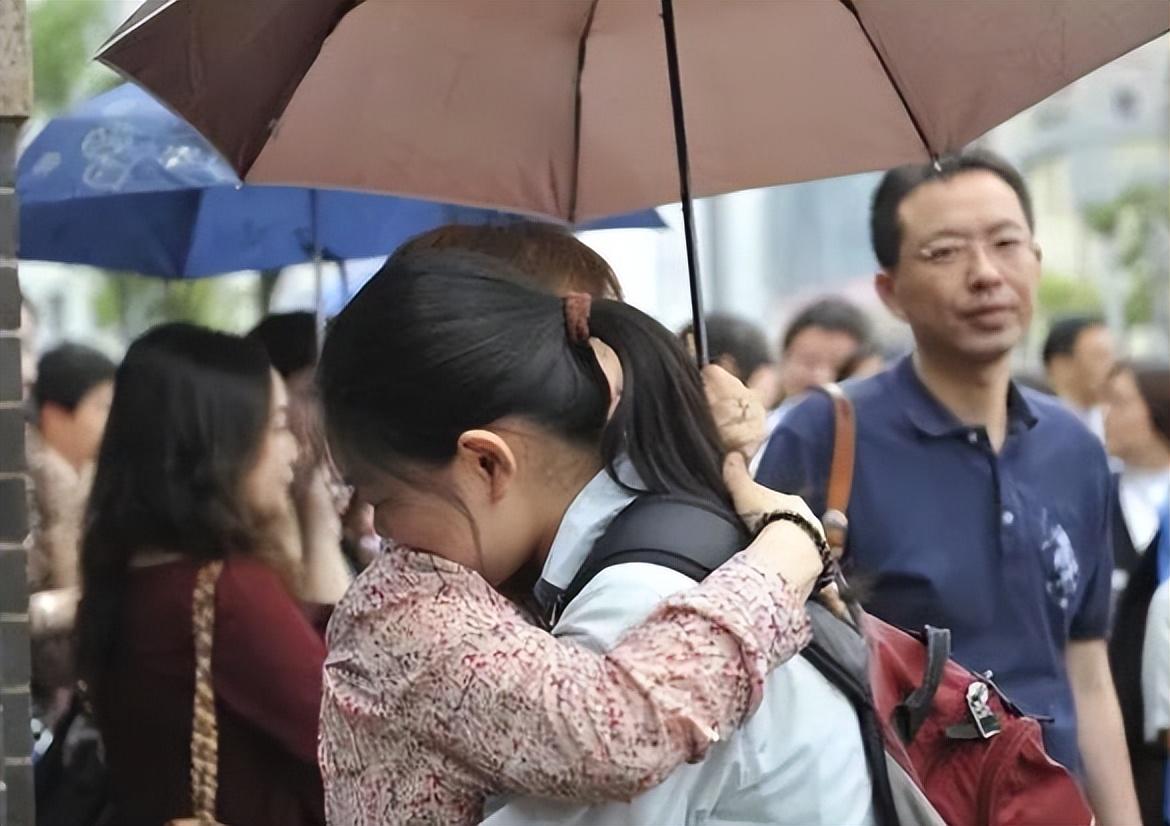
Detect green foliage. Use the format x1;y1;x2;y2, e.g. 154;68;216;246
29;1;260;340
1082;184;1170;329
92;272;256;342
30;0;120;114
1037;271;1103;319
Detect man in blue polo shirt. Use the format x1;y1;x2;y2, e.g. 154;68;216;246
757;150;1139;824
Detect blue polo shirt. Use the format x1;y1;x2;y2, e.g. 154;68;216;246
757;356;1113;774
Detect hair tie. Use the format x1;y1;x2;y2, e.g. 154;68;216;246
563;292;592;345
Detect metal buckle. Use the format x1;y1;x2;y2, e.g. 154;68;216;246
965;681;1002;740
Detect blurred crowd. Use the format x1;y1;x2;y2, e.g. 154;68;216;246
16;151;1170;826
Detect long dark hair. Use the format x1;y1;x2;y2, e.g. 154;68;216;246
318;249;727;522
76;323;275;687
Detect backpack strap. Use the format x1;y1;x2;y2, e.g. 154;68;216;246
559;494;746;608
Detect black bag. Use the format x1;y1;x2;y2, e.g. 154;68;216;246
34;691;112;826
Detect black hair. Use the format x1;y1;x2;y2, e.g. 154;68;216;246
679;313;772;383
33;343;116;413
76;323;275;688
1042;315;1106;366
870;149;1035;270
781;297;872;354
247;312;317;378
318;249;728;526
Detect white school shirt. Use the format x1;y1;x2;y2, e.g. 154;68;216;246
482;469;876;826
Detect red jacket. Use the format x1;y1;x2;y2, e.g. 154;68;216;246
95;556;326;826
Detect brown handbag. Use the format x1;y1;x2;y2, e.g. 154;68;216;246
168;561;227;826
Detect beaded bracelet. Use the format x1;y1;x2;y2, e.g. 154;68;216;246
754;509;835;592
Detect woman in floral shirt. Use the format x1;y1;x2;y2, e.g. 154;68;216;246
318;249;828;824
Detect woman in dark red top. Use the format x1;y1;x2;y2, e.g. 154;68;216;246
75;323;324;825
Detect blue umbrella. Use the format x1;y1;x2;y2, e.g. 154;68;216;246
17;84;663;279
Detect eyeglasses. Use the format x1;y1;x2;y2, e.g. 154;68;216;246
916;234;1038;267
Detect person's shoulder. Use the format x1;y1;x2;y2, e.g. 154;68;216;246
1024;388;1108;462
577;562;695;606
779;371;891;435
844;367;897;406
215;556;312;627
327;544;511;648
775;389;835;440
558;563;696;650
219;554;290;592
1022;387;1078;427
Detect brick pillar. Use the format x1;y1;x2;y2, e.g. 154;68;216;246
0;1;34;825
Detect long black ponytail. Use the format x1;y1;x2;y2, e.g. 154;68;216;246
588;299;726;503
318;248;727;510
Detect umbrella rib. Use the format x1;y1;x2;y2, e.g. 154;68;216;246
836;0;936;159
567;0;600;224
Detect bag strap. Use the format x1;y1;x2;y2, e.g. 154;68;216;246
817;383;856;555
892;625;952;744
815;384;952;747
559;494;745;608
190;561;223;824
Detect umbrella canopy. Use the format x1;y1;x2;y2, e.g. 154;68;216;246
18;83;664;278
99;0;1168;224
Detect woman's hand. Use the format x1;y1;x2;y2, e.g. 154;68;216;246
722;453;823;541
723;453;830;597
702;365;767;460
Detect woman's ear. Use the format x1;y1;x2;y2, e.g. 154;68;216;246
455;429;518;503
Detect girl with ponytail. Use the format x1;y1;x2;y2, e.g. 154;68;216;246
317;248;845;824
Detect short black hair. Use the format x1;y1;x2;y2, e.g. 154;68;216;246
247;312;317;378
33;343;117;412
870;149;1035;270
781;297;872;354
679;313;772;381
1042;315;1106;366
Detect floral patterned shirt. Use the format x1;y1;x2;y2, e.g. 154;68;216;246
319;544;810;825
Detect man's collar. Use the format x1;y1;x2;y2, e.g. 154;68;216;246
895;355;1039;439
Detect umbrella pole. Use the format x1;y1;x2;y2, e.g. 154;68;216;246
339;259;351;300
311;189;326;353
659;0;708;366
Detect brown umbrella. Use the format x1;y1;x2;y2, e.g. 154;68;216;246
100;0;1167;358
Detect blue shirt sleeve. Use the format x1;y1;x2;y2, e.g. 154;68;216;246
1069;449;1114;640
755;393;835;519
